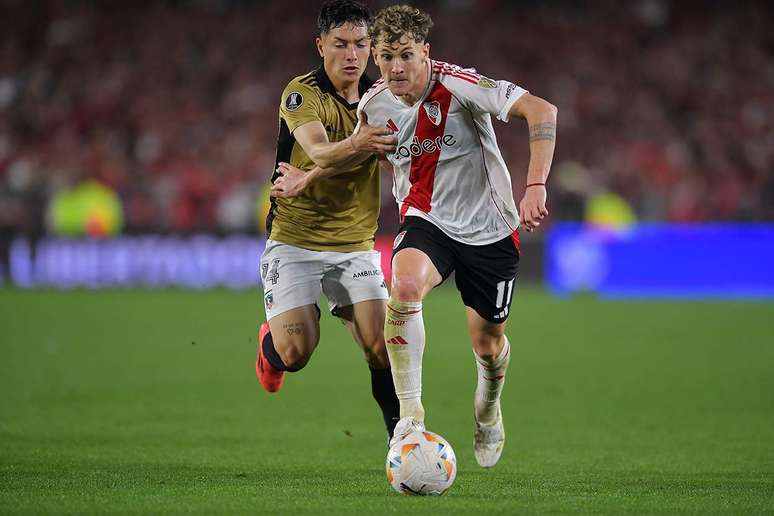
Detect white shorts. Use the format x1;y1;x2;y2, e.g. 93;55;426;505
260;239;389;320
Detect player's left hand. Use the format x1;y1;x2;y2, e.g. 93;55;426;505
271;162;309;198
518;185;549;232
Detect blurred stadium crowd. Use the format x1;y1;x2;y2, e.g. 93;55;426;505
0;0;772;235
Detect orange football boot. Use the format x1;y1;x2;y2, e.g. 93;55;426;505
255;322;285;392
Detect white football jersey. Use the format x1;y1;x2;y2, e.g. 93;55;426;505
358;59;527;245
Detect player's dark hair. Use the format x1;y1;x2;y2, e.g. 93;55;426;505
370;4;433;45
317;0;372;34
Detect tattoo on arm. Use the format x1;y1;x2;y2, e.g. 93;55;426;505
529;122;556;143
282;322;303;336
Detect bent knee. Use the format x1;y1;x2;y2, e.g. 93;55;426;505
471;333;504;362
273;334;318;372
277;345;312;372
390;275;424;302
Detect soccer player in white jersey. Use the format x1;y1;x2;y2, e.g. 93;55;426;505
362;5;557;468
273;4;557;467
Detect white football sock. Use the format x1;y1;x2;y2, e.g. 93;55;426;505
474;336;511;425
384;298;425;422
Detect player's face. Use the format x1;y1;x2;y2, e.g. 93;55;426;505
317;22;370;85
373;36;429;100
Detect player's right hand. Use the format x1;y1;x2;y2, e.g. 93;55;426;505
271;162;309;198
350;111;397;154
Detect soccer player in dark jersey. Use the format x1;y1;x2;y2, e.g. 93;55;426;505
256;0;400;440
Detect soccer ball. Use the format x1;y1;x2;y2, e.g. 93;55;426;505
385;430;457;496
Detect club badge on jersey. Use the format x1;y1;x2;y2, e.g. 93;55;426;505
423;100;442;126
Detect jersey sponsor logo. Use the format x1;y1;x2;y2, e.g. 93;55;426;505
393;230;406;249
386;118;399;133
387;319;406;326
352;269;381;279
393;134;458;160
423;100;442;126
285;91;303;111
477;77;497;89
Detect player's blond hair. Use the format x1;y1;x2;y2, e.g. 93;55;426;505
369;5;434;45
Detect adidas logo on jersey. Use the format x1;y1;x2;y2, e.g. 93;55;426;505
394;134;458;160
386;118;399;133
387;336;409;345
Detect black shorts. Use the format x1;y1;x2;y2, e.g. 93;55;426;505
392;216;520;323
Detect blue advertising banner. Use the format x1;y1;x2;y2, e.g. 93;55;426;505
546;224;774;299
3;236;265;289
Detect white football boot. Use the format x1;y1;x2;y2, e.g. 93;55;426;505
389;416;426;448
473;403;505;468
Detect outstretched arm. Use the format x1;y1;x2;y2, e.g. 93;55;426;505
273;111;396;198
293;112;396;170
508;93;558;232
272;152;393;198
271;153;374;198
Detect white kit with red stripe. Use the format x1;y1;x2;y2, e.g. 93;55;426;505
358;59;528;245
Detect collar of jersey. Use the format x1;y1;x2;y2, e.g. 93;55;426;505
315;67;374;110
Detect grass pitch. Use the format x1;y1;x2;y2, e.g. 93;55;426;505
0;287;772;514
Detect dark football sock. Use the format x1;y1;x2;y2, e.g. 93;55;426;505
370;366;401;438
261;330;287;372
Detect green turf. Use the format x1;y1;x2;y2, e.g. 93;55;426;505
0;287;772;514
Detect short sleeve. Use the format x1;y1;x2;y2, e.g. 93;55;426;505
443;74;527;123
280;81;323;133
